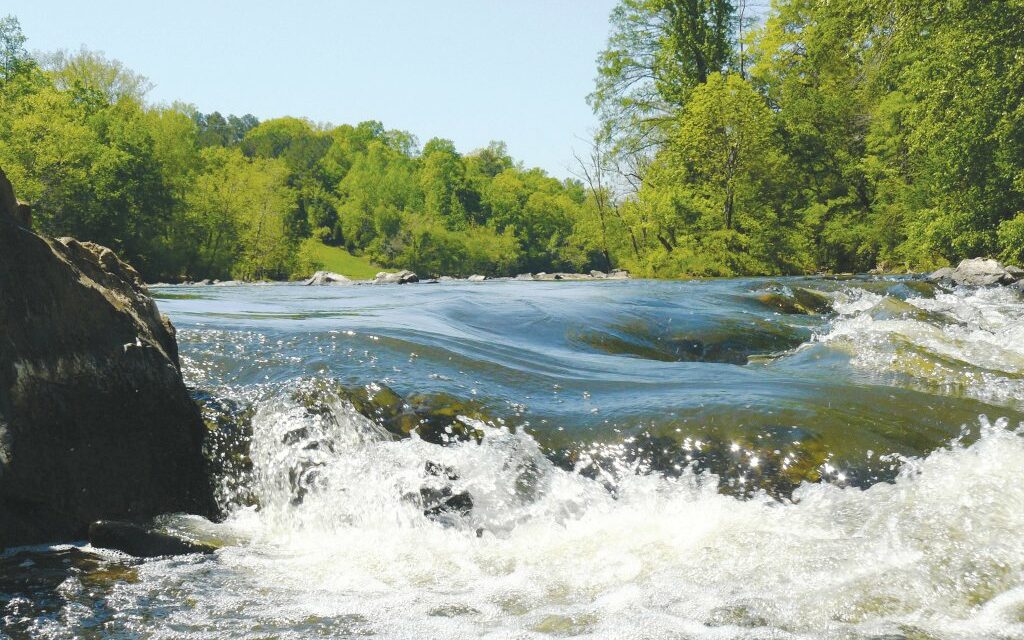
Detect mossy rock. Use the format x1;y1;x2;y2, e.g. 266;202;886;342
291;381;491;446
391;392;489;444
756;287;832;315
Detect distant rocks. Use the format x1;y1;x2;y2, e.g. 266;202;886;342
293;268;637;288
527;269;630;281
928;258;1024;288
303;270;351;286
374;270;419;284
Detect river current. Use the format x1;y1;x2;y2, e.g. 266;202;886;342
3;276;1024;639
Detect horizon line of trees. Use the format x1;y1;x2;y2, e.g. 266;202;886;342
0;16;614;281
2;2;1022;282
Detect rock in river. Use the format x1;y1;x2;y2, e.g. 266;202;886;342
374;270;419;284
303;270;350;286
0;169;216;549
928;257;1023;287
88;520;217;557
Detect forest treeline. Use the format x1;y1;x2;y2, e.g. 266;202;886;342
589;0;1024;276
1;1;1022;281
0;18;608;281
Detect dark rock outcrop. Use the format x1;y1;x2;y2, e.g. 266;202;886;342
0;169;216;548
88;520;217;557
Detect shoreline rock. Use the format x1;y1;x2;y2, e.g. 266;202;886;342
374;270;419;284
928;258;1023;287
303;270;351;286
0;169;216;549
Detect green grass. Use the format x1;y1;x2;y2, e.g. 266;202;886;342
300;239;391;280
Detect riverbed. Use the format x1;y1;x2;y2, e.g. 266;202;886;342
4;276;1024;639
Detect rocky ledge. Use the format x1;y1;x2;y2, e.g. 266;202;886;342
0;169;216;549
927;257;1024;291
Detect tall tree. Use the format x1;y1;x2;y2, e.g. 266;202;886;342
0;15;30;83
590;0;737;161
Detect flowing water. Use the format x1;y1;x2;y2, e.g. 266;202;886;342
4;276;1024;639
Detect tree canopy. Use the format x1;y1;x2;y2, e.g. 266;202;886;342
587;0;1024;276
1;3;1021;281
0;15;613;281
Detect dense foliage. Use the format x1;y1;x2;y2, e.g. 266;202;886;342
0;17;611;281
2;2;1021;280
589;0;1024;276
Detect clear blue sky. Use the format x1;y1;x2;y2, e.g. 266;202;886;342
6;1;620;178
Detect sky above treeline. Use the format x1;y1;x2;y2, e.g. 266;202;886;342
7;0;621;179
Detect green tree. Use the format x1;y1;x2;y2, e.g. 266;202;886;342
41;47;153;103
591;0;737;158
419;138;470;229
0;15;32;83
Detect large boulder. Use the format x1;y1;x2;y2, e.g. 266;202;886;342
928;258;1022;287
0;170;216;548
303;270;350;286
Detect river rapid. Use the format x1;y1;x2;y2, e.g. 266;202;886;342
3;276;1024;639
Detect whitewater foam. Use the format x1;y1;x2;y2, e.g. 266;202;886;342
820;286;1024;409
63;392;1023;639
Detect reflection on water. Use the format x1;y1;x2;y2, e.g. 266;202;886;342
5;276;1024;639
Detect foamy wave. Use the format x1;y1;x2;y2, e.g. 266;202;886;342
818;285;1024;408
86;396;1024;640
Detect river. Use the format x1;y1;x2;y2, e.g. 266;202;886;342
4;276;1024;639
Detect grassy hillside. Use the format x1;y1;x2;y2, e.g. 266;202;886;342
300;240;390;280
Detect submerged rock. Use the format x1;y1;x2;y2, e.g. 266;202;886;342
192;389;256;509
303;270;351;286
374;270;418;284
418;461;473;523
756;286;832;315
88;520;217;557
0;169;215;548
578;318;807;365
292;380;490;446
928;258;1023;287
0;546;137;634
